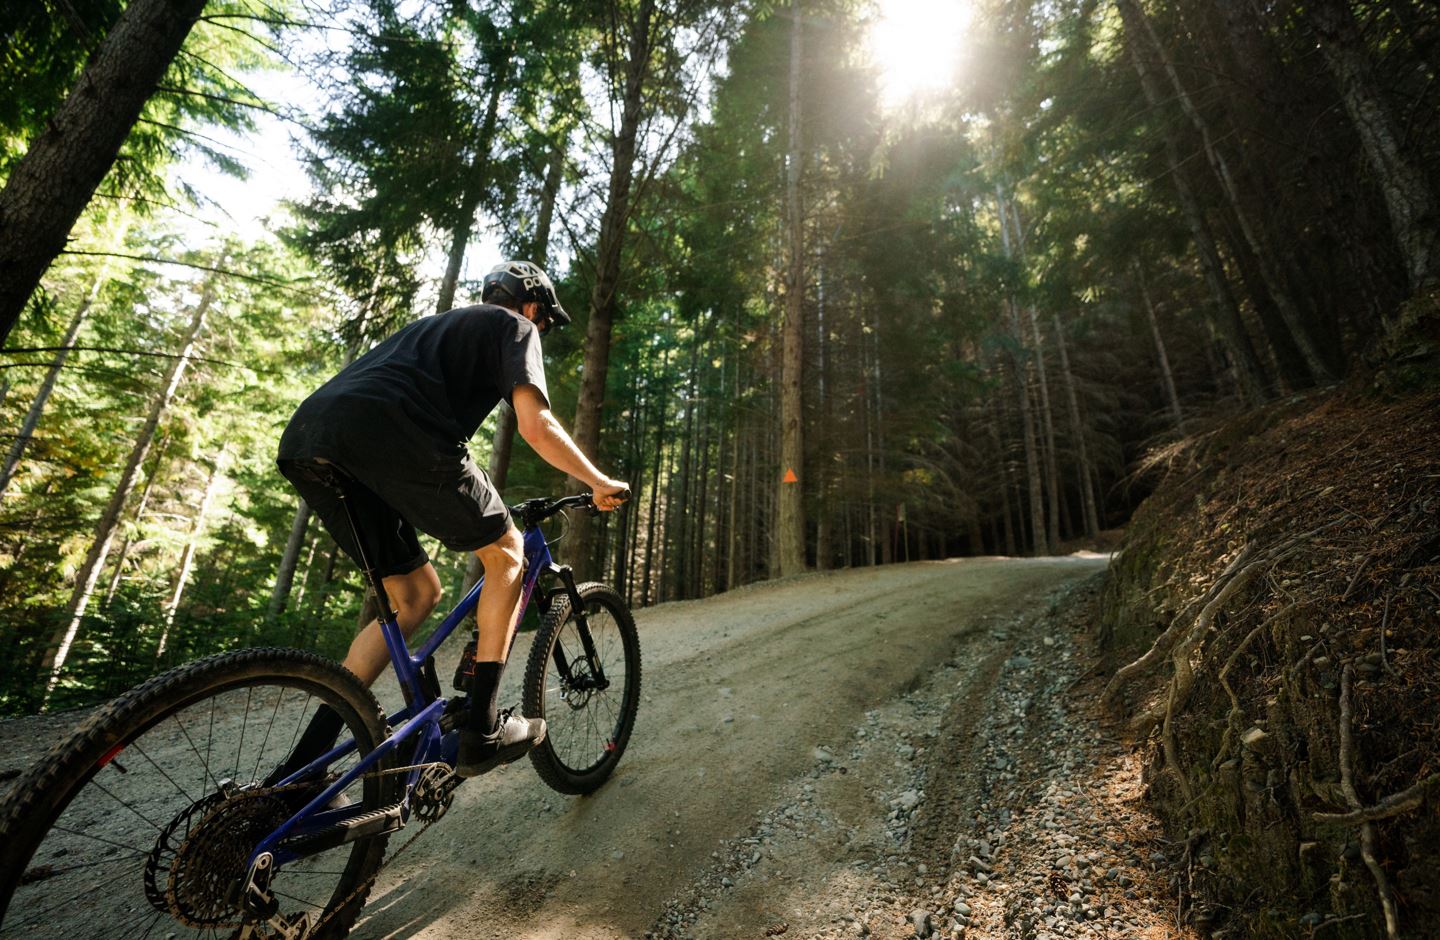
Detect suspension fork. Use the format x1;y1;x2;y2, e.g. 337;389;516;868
545;563;607;687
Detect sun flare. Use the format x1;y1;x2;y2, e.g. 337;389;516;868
867;0;971;108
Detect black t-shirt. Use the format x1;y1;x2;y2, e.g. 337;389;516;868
279;304;549;463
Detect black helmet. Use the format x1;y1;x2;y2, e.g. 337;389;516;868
481;260;571;333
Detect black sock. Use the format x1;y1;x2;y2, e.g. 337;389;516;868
465;661;505;734
264;703;344;786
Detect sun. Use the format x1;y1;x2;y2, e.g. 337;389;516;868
866;0;971;108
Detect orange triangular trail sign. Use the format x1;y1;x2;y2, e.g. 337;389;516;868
782;467;799;484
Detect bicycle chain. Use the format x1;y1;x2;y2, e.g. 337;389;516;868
305;763;457;938
169;761;456;937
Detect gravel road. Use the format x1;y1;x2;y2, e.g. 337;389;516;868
3;553;1198;940
346;553;1186;940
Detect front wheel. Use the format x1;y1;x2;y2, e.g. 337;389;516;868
522;582;641;794
0;648;395;940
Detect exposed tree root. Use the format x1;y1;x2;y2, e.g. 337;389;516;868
1314;772;1440;825
1158;556;1268;802
1101;544;1256;708
1337;665;1401;940
1111;521;1340;802
1209;603;1297;774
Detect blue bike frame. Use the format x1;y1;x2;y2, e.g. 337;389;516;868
248;523;555;868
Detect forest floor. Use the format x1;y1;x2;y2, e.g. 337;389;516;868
0;554;1204;940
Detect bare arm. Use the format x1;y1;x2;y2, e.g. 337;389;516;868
512;384;628;509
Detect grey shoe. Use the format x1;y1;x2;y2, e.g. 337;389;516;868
456;709;547;778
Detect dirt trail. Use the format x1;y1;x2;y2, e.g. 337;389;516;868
351;555;1110;939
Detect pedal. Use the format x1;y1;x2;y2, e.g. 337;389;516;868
279;803;404;855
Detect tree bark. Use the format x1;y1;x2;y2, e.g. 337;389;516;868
1116;0;1335;383
157;451;225;655
1309;0;1439;292
267;501;312;623
0;284;97;497
1121;25;1271;402
102;431;171;606
994;185;1047;555
0;0;208;344
1052;314;1101;538
566;0;657;571
777;0;808;578
1136;263;1186;431
991;386;1018;556
999;195;1062;548
38;272;215;706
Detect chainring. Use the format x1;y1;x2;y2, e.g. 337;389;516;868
411;765;458;823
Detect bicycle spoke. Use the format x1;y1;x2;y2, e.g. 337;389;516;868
251;685;286;784
90;777;165;831
136;910;167;939
14;860;147;923
204;694;216;789
19;851;147;882
49;823;153;857
2;668;389;940
235;685;253;781
131;741;194;803
170;714;222;795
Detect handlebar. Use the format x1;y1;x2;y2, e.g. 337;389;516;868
508;488;631;529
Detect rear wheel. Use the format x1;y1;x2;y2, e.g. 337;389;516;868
0;648;395;939
522;582;641;794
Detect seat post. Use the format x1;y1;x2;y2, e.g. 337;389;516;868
335;487;396;621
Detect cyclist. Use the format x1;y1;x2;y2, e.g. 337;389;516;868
274;260;628;779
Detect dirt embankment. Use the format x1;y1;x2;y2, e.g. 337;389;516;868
1098;387;1440;939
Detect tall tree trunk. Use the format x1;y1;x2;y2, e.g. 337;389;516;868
435;57;509;315
991;390;1018;556
102;431;171;606
1029;311;1060;550
995;185;1047;555
157;452;225;656
1011;338;1047;556
641;370;667;607
1310;0;1439;292
567;0;657;570
38;273;215;705
0;0;208;343
777;0;808;578
1217;223;1313;391
0;282;98;497
814;256;832;571
674;340;698;597
1000;195;1061;549
267;502;312;623
1116;0;1335;383
1136;263;1186;431
1053;314;1101;538
725;357;744;591
1121;27;1271;402
293;537;319;608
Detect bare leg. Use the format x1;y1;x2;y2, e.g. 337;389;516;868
266;564;440;784
341;563;442;687
457;524;543;774
473;525;525;662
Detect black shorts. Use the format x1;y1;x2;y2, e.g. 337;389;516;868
278;452;512;580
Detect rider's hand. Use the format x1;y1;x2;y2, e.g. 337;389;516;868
593;479;630;511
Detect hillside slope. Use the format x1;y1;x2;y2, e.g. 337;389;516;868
1100;387;1440;938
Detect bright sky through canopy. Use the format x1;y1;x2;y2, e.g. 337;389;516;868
866;0;970;108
